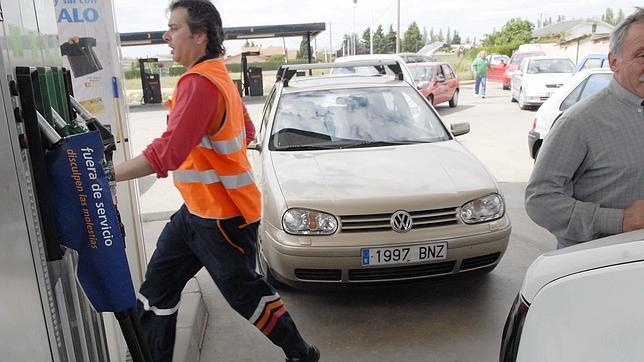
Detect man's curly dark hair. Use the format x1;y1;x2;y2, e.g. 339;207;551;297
168;0;226;57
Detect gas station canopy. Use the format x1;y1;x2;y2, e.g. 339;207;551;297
120;23;326;46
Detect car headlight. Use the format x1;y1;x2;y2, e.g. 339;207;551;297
460;193;505;224
282;208;338;235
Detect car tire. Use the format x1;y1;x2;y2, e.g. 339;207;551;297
502;83;510;91
510;89;517;102
449;90;459;108
256;239;284;289
518;89;529;110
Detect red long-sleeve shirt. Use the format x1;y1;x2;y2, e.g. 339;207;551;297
143;74;256;178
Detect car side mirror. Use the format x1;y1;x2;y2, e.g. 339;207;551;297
450;122;470;137
415;80;430;89
437;75;445;82
247;141;262;152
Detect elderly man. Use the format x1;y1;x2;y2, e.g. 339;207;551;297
525;7;644;249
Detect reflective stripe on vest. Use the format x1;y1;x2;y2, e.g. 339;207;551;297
199;131;245;154
173;169;255;189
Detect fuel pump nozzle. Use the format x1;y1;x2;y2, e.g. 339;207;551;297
69;96;115;156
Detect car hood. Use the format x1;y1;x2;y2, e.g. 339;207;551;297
269;141;499;213
520;229;644;303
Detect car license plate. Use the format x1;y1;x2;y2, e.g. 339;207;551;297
361;242;447;266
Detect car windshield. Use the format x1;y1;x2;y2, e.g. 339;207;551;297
527;59;574;74
269;86;450;151
510;53;540;65
410;66;434;81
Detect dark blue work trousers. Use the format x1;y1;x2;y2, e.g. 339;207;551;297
136;205;309;361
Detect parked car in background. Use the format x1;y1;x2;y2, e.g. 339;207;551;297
500;229;644;362
510;56;575;110
248;61;511;288
528;68;612;160
407;62;460;107
572;54;609;74
487;53;510;83
333;54;415;84
398;53;435;63
501;50;546;90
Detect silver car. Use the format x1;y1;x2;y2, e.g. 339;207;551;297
249;61;511;288
510;56;575;110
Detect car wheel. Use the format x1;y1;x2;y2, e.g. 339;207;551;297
449;90;459;108
256;239;284;289
518;89;529;110
502;83;510;90
510;89;517;102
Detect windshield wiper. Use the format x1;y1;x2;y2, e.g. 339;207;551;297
275;144;337;151
339;140;418;149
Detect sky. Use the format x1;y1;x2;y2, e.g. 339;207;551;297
114;0;642;59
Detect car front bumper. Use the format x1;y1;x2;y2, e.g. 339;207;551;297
261;220;512;287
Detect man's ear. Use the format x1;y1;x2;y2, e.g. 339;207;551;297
193;31;208;46
608;52;619;73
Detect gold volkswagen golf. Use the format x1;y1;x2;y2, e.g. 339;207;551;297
249;61;511;288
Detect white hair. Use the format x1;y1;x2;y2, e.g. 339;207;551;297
609;7;644;58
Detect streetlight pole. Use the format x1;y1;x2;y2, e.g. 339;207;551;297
369;1;374;54
396;0;400;53
352;0;357;55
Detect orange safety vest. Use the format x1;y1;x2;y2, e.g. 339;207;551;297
170;59;261;223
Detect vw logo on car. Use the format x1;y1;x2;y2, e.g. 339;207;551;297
390;210;413;233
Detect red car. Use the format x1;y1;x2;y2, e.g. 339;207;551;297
500;50;545;90
407;62;460;107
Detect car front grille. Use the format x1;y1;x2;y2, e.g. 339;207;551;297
348;261;456;281
339;207;459;233
460;253;501;270
295;269;342;281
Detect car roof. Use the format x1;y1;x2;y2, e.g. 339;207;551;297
406;61;444;67
520;229;644;303
526;56;573;61
580;53;608;59
335;54;405;62
280;75;409;93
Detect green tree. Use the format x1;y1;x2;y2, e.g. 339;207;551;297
361;27;371;52
402;22;423;52
616;9;625;24
602;8;615;25
446;27;452;45
372;25;385;53
429;28;436;42
438;28;444;42
296;37;312;59
452;31;462;45
481;18;535;56
384;25;397;53
243;40;257;48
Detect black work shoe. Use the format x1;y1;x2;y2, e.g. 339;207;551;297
285;345;320;362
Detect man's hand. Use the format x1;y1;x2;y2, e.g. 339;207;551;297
623;200;644;232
